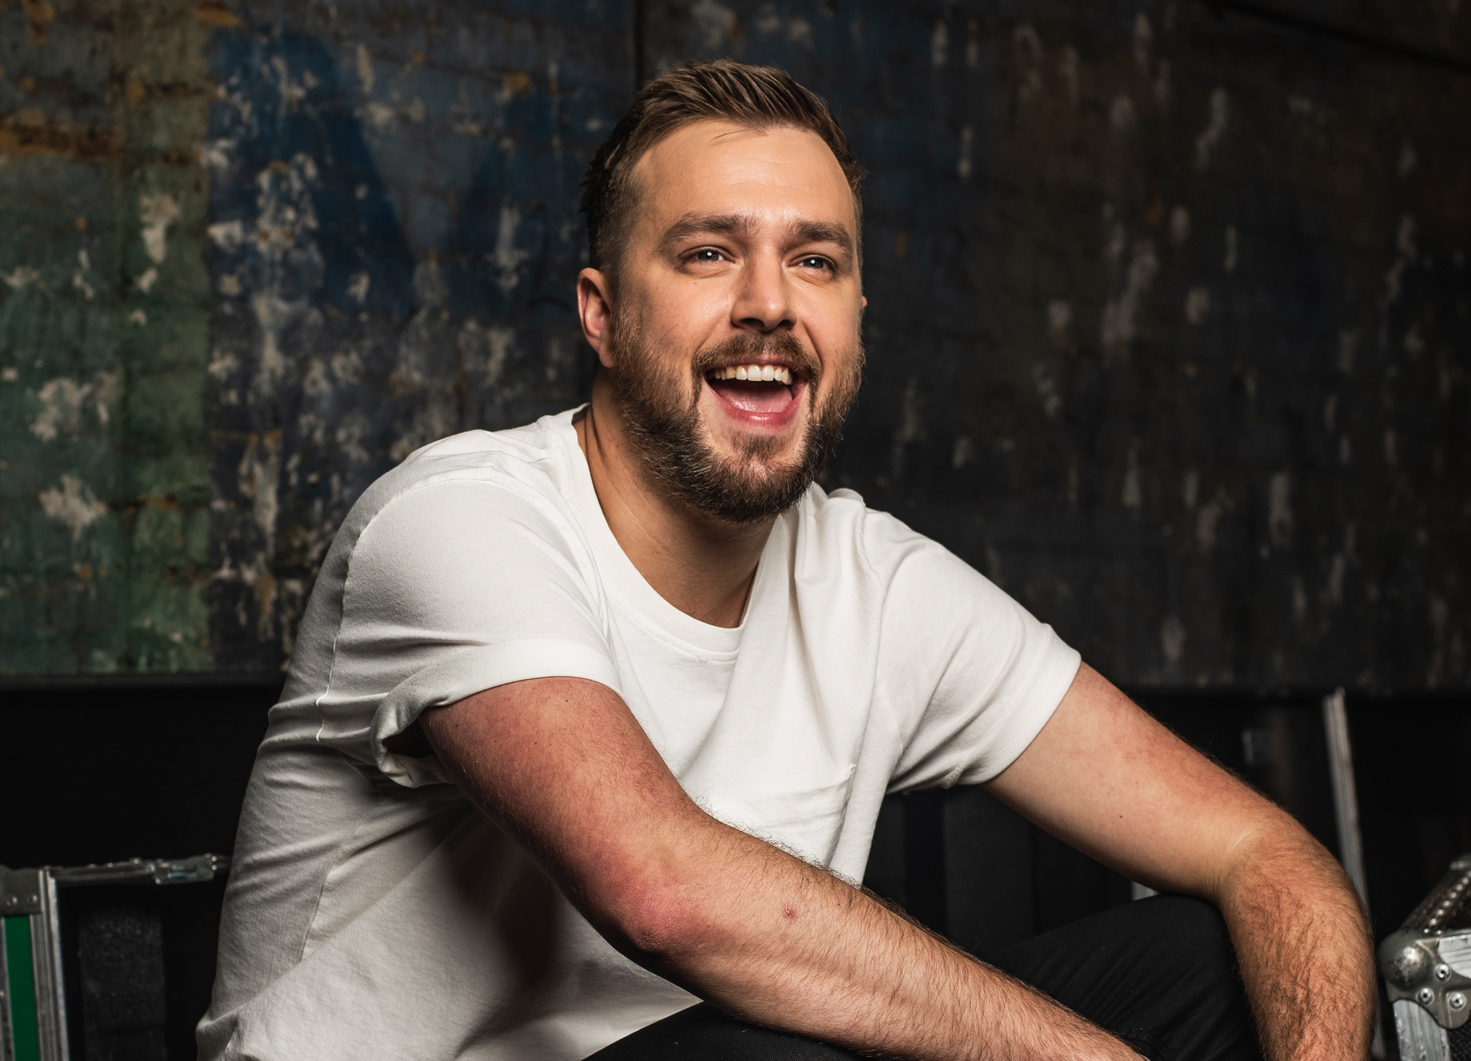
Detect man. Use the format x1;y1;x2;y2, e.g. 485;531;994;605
200;60;1374;1060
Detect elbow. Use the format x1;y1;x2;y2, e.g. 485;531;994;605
588;861;720;967
617;877;716;963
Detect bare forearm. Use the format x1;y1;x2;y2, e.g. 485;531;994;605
1217;828;1376;1061
628;817;1137;1061
424;680;1138;1061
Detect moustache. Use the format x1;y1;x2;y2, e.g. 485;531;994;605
689;330;822;388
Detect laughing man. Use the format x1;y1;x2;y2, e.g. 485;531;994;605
200;60;1375;1061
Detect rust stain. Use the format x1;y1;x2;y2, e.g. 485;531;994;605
21;0;55;47
0;113;120;159
504;70;534;96
1146;178;1164;227
386;373;419;398
253;569;277;636
125;77;146;103
195;0;242;28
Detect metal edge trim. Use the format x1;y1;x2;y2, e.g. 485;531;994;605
27;877;66;1061
0;917;14;1061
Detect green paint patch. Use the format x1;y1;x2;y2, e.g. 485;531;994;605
0;1;215;675
3;915;41;1061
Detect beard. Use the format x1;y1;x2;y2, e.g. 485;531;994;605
604;312;863;525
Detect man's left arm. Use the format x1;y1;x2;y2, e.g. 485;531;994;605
985;662;1376;1061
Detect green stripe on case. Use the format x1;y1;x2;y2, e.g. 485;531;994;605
3;916;41;1061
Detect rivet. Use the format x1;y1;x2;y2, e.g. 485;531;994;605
1420;987;1437;1005
1451;993;1467;1011
1439;965;1453;981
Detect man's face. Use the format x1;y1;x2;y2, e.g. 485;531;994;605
593;120;865;523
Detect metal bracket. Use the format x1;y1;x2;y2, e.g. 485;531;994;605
1382;930;1471;1029
0;870;45;918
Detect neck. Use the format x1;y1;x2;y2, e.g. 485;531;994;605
575;375;774;628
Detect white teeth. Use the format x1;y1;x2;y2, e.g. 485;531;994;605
713;364;794;384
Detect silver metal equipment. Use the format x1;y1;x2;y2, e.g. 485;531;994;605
0;855;227;1061
1379;855;1471;1061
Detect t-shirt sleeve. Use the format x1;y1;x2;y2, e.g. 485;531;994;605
874;526;1081;792
315;475;621;787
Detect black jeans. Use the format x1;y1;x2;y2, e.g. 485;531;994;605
587;895;1263;1061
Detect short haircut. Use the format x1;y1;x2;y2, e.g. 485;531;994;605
579;59;864;278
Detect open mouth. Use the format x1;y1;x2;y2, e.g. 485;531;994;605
704;363;805;419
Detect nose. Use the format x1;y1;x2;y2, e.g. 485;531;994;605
730;251;793;333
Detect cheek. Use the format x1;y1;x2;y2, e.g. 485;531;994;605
807;312;864;370
649;301;739;366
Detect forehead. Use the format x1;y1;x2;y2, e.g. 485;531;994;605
627;119;857;237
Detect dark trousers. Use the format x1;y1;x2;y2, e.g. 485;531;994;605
588;895;1263;1061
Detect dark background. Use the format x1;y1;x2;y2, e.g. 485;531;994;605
2;0;1469;1056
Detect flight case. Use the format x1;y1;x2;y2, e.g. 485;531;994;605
0;855;226;1061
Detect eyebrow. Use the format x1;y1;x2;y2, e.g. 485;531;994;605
658;212;856;260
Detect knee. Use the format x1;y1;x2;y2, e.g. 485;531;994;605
1134;894;1239;976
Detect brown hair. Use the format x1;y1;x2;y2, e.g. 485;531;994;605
579;59;863;277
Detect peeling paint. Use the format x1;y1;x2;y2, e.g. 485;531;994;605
1383;213;1417;306
1122;445;1142;509
1110;94;1136;130
1032;363;1061;420
1268;472;1292;548
1184;285;1209;324
1101;240;1159;361
931;20;948;68
1169;205;1190;246
1194;87;1229;170
493;204;528;292
38;475;107;541
691;0;738;51
1047;299;1072;345
1196;489;1232;553
1161;615;1186;663
1399;140;1417;176
138;193;181;264
29;373;117;441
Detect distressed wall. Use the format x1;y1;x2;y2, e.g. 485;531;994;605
1;0;1467;688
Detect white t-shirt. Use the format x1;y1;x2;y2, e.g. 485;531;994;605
199;408;1080;1061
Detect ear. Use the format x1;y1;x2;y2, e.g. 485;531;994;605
577;268;616;369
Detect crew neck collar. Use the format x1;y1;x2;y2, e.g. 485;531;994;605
551;407;779;658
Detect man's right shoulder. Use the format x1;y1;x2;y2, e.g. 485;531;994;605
322;414;584;574
358;417;571;522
